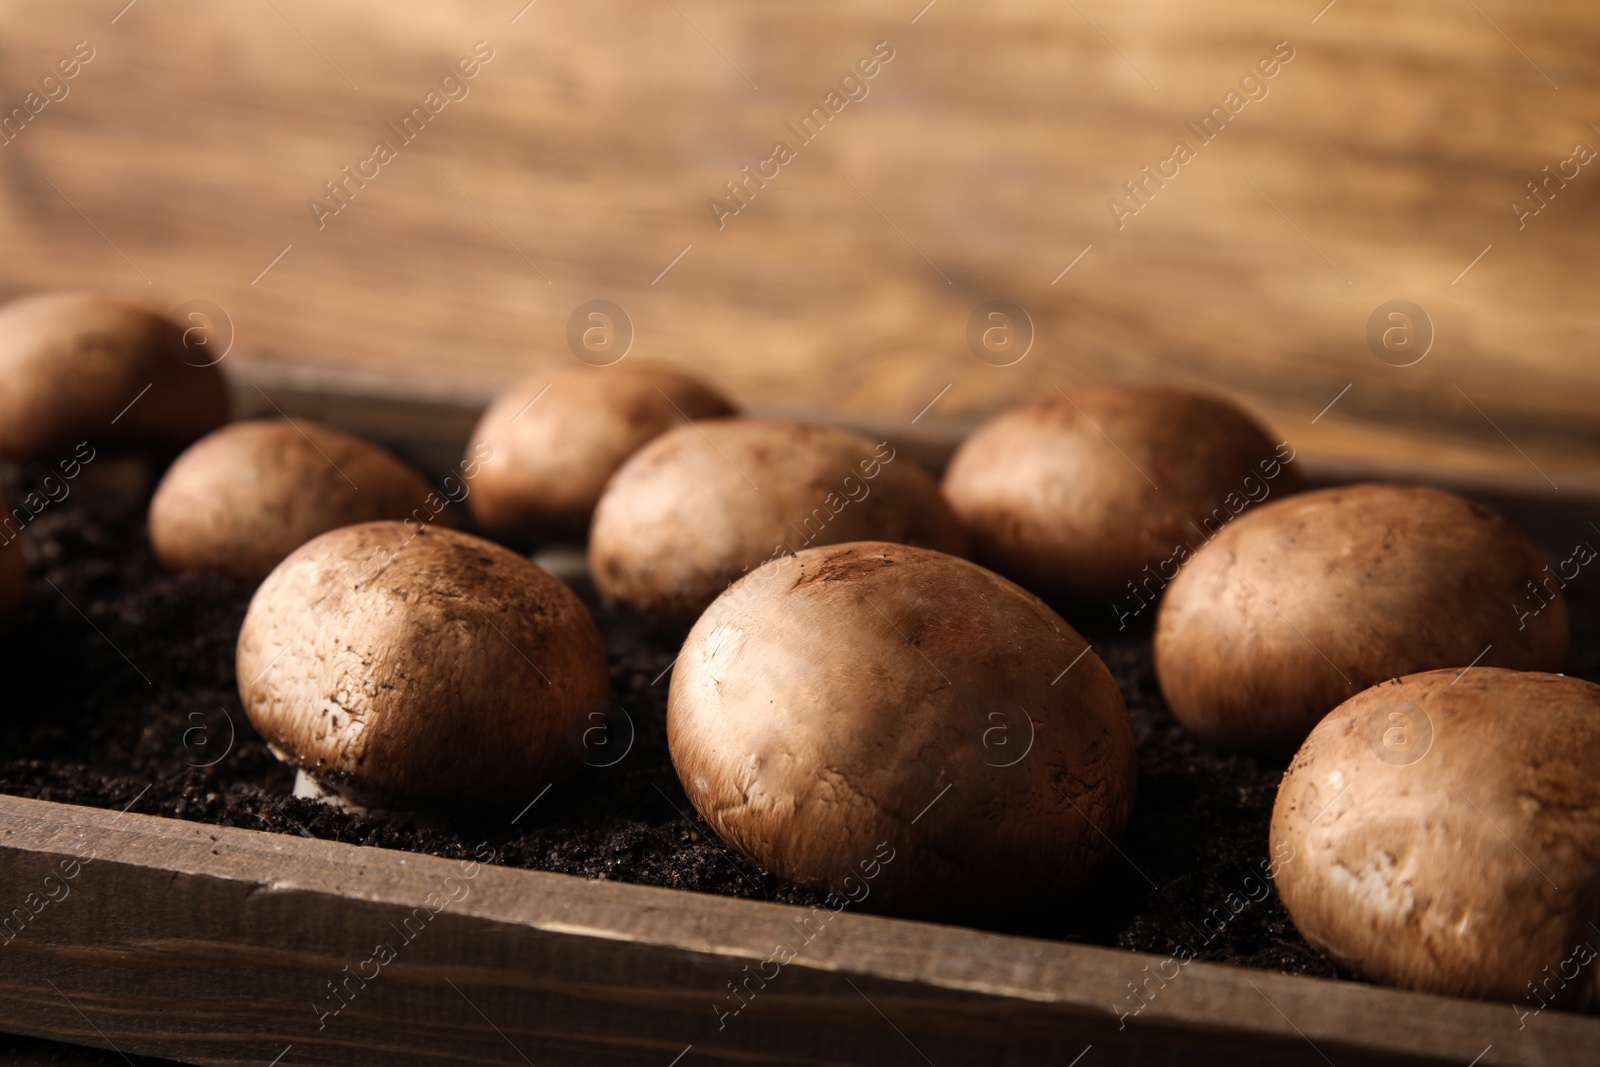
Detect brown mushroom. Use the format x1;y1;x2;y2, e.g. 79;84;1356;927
236;522;609;812
942;387;1298;615
1154;484;1569;753
467;365;735;545
591;419;967;624
668;541;1137;919
1272;668;1600;1005
0;502;25;629
0;293;228;460
150;418;450;585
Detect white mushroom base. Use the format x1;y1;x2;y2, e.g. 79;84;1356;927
292;769;370;814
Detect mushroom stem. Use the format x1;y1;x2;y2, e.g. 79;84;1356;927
293;769;369;814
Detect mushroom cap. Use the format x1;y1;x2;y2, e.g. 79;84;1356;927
667;541;1137;918
467;365;735;545
0;505;24;629
150;419;450;585
1271;668;1600;1004
237;522;609;811
591;419;968;624
1154;483;1569;753
0;293;229;460
942;387;1298;609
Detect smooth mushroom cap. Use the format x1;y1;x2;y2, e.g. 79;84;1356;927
942;387;1299;610
1271;668;1600;1004
1154;484;1569;753
0;293;229;460
0;504;24;629
467;366;735;545
237;522;609;811
591;419;968;624
150;419;451;585
668;541;1137;918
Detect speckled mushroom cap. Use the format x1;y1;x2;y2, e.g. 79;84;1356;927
591;419;968;624
667;541;1137;918
1154;484;1569;753
0;503;25;628
942;387;1298;610
1271;668;1600;1004
467;365;735;545
0;293;228;460
150;418;448;585
237;522;609;812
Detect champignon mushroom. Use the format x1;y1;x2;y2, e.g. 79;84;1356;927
591;419;967;624
1272;668;1600;1005
942;387;1298;613
1154;484;1569;753
467;365;735;545
668;541;1137;918
0;293;228;461
0;504;24;629
150;419;450;585
237;522;609;812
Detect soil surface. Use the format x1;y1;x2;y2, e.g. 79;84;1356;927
0;1031;172;1066
3;457;1596;988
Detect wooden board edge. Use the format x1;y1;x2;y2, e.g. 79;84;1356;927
0;794;1592;1067
230;356;1600;501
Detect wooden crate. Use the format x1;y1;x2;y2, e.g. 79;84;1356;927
3;789;1596;1067
0;367;1596;1066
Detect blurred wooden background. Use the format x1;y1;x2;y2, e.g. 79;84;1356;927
0;0;1596;491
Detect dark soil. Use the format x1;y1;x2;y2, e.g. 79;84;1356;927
0;1031;172;1066
3;457;1595;985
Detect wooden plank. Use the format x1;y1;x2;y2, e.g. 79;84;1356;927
0;794;1593;1066
234;357;1600;503
0;1;1597;492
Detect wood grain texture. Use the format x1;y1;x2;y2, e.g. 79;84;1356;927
0;793;1595;1066
0;1;1596;492
230;358;1600;508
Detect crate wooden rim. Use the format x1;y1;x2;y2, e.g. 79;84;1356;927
2;795;1596;1066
